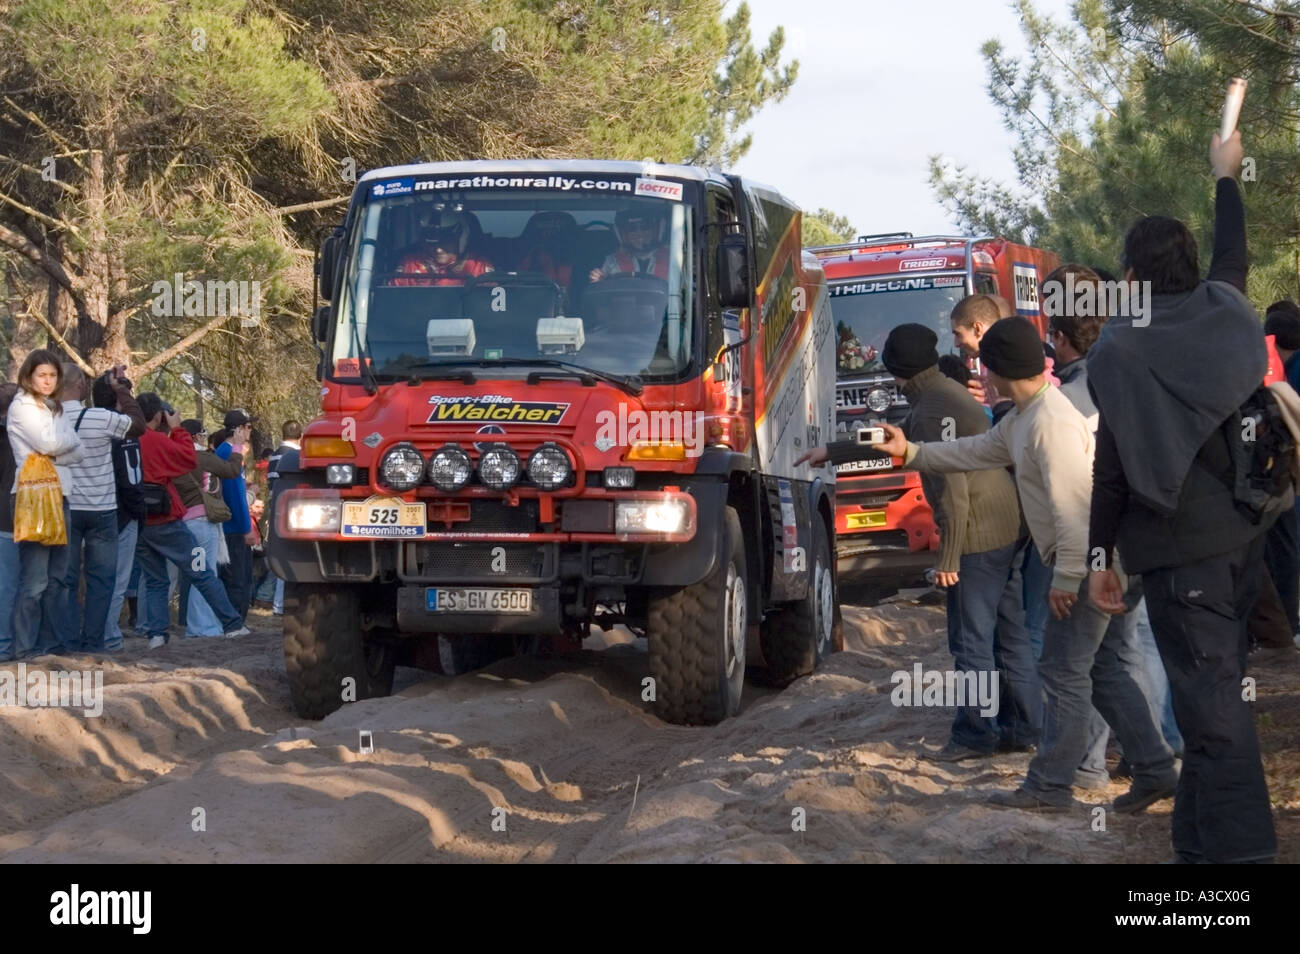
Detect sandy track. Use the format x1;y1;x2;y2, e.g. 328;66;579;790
1;599;1295;863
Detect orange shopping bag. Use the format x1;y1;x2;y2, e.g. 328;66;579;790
13;452;66;545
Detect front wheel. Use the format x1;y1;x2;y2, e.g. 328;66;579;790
283;584;396;719
646;506;748;725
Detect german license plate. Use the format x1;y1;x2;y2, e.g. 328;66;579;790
845;510;887;530
341;495;426;538
836;457;893;474
427;588;533;613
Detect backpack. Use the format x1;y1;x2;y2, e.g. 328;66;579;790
1224;387;1296;524
111;436;147;521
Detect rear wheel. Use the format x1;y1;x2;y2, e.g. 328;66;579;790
646;506;747;725
760;515;835;685
283;584;396;719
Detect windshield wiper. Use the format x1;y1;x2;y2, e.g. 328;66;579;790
396;357;644;396
376;361;477;384
517;359;644;396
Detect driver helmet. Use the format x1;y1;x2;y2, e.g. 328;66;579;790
417;208;471;256
615;205;666;246
523;210;577;244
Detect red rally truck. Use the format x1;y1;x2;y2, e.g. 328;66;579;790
805;233;1058;579
267;160;839;726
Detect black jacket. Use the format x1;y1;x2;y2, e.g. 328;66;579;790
1089;178;1276;573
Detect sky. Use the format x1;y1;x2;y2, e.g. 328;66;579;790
731;0;1077;237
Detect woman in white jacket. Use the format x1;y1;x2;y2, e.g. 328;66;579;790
8;349;82;657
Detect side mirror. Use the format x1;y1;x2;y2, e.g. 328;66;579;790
317;226;344;301
312;305;331;343
718;231;750;309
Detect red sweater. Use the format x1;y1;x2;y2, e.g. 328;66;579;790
139;426;198;525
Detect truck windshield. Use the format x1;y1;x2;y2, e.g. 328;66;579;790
828;277;965;376
331;181;695;381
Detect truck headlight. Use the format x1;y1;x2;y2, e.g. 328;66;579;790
866;387;892;412
379;443;425;491
615;498;691;535
478;444;521;491
428;443;472;492
286;500;342;532
527;443;571;490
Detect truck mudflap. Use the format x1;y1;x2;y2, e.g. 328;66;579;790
396;585;563;635
639;480;727;587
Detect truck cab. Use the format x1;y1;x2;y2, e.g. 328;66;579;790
806;233;1058;579
268;161;839;725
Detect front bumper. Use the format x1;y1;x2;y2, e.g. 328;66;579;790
266;481;728;589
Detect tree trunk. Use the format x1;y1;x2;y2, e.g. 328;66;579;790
78;145;120;373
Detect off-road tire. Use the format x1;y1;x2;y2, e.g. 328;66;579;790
646;506;747;725
760;514;835;686
284;584;396;719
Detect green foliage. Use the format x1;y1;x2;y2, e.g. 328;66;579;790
930;0;1300;307
0;0;797;425
801;207;856;248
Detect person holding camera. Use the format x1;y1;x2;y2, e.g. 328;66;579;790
133;393;249;647
48;363;145;652
803;317;1177;815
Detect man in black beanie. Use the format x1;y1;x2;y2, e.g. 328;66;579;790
831;315;1177;814
802;323;1037;759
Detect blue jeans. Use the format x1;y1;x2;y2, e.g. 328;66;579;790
1136;597;1183;756
1025;576;1177;804
945;538;1041;751
1076;708;1112;788
179;517;223;636
103;520;138;651
136;519;242;640
15;515;70;658
253;561;277;603
0;531;20;660
220;534;252;623
55;508;120;651
1022;542;1052;660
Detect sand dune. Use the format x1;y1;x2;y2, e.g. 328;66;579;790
1;598;1294;863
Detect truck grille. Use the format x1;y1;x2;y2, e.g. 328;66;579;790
459;499;541;533
402;542;556;583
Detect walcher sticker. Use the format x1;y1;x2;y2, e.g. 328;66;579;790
426;394;570;425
